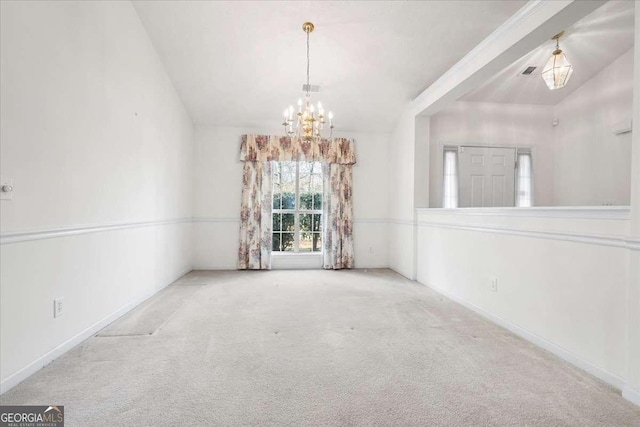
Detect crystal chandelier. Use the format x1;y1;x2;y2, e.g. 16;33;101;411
282;22;333;141
541;31;573;91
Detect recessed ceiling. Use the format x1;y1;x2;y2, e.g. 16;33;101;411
462;0;635;105
132;0;527;133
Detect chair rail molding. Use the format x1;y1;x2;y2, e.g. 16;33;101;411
0;217;192;245
192;217;240;223
416;219;637;251
417;206;631;220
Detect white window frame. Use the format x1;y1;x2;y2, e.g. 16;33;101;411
272;161;323;253
516;148;534;207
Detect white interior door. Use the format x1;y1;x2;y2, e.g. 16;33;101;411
458;146;516;207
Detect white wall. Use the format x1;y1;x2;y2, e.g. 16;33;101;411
553;48;634;206
0;1;194;392
193;126;390;270
388;111;417;279
428;101;555;207
416;208;631;388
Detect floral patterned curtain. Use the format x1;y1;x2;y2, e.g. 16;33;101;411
322;163;354;269
238;134;356;270
238;160;272;270
240;135;356;164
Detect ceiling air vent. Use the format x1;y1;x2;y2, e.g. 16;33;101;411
520;66;537;76
302;84;321;93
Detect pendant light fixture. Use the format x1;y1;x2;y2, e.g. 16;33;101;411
281;22;333;141
541;31;574;91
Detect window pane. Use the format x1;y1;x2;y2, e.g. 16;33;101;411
443;150;458;208
517;153;533;207
299;162;312;195
281;233;295;251
311;170;323;192
299;232;312;252
312;233;322;252
299;192;313;210
272;233;281;251
300;213;312;232
272;213;281;231
282;213;294;231
314;192;322;210
272;193;281;210
282;192;295;209
280;162;296;208
280;162;295;184
312;174;323;209
312;214;322;231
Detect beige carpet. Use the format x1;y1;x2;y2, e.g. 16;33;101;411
2;269;639;426
97;284;203;337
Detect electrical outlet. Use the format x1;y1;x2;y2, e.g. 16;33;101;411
54;297;64;318
368;246;373;253
490;277;498;293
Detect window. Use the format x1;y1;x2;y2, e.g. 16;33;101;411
516;150;533;207
442;148;458;208
272;161;323;252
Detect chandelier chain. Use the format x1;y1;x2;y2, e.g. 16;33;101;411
306;29;310;94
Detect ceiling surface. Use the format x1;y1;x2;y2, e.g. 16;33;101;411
462;1;635;105
132;0;527;133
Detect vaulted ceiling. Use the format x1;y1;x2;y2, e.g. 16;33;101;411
132;0;527;133
462;0;635;105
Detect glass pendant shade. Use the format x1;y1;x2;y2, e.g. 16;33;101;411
541;50;573;90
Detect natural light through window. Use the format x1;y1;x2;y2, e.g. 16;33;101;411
443;149;458;208
272;161;323;252
516;152;533;207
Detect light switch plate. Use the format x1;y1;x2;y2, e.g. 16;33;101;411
0;176;13;200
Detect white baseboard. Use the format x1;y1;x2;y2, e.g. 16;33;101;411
0;266;193;394
421;280;627;392
353;264;390;270
191;264;238;271
193;264;391;271
622;385;640;407
193;264;390;274
389;265;416;281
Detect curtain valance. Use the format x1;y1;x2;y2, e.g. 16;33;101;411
240;135;356;165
